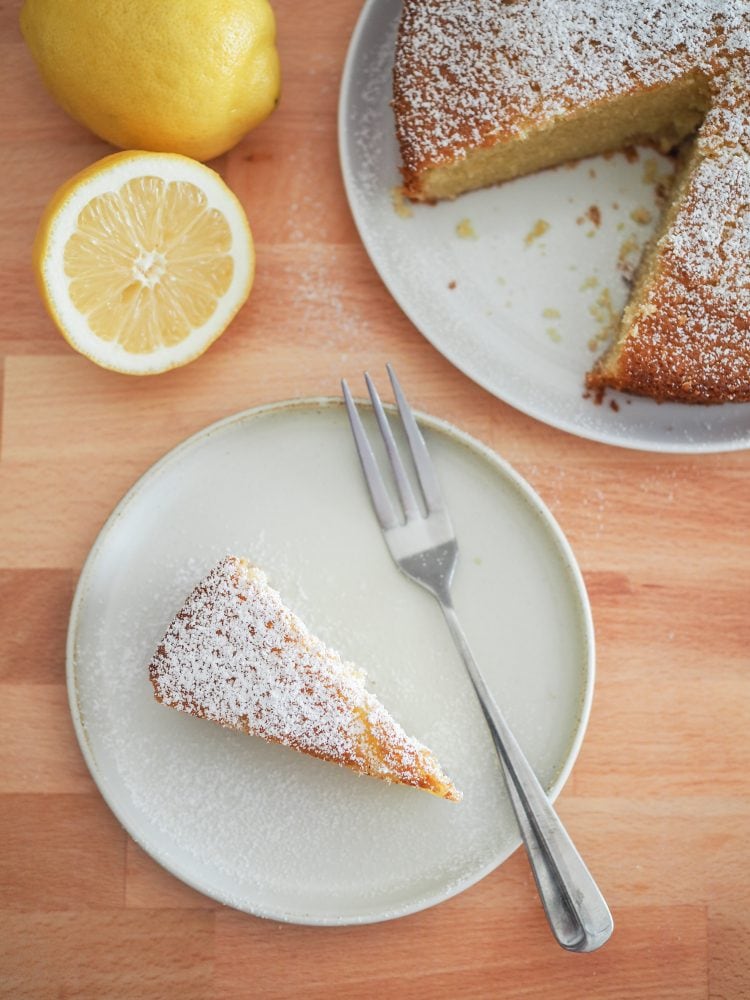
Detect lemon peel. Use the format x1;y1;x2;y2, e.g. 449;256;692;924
21;0;280;161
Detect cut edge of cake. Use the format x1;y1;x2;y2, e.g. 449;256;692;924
586;140;700;400
396;72;711;204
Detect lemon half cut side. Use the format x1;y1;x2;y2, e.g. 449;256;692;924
34;151;255;375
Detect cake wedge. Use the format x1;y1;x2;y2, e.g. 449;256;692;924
148;556;461;801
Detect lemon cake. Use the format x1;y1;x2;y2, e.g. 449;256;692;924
148;556;461;801
392;0;750;403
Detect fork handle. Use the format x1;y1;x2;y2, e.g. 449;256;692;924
439;601;613;953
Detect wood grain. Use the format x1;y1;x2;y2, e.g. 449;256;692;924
1;0;749;996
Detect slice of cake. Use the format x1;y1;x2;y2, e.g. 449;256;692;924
392;0;750;403
148;556;461;801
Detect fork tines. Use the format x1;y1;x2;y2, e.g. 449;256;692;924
341;364;446;528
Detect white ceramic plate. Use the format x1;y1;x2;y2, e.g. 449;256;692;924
338;0;750;453
68;399;593;924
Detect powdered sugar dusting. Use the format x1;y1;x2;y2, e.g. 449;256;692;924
394;0;749;170
620;144;750;401
149;556;460;799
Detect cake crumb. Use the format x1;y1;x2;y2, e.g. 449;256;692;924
390;187;413;219
618;235;642;279
524;219;549;246
642;160;659;185
587;288;618;350
546;326;562;342
586;205;602;227
543;307;561;318
579;275;599;292
642;159;675;203
630;206;653;225
448;280;457;289
456;218;477;239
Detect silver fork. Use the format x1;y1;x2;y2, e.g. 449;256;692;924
342;364;613;953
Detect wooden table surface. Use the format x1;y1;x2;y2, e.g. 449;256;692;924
2;0;749;997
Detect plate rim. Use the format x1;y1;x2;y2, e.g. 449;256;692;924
67;396;596;925
336;0;750;455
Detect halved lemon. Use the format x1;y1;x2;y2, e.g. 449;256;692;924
34;151;254;374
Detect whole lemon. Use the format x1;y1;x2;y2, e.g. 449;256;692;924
20;0;280;161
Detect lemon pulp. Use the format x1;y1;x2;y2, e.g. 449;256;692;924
64;177;234;354
34;151;254;374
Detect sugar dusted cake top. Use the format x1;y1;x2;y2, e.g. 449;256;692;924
149;556;461;800
393;0;750;178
